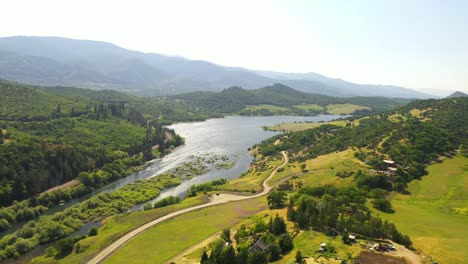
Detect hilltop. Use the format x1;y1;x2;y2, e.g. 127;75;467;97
172;83;414;115
446;91;468;98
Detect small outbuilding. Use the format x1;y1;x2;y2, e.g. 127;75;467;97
318;242;327;252
249;238;268;253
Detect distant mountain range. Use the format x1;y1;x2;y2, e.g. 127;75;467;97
0;36;434;98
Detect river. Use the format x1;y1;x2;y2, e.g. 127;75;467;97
43;114;347;215
3;115;347;263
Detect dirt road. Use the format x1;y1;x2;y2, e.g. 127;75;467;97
88;151;288;264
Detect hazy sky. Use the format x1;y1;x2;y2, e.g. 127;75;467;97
1;0;467;92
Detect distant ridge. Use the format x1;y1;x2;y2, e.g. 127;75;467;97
446;91;468;98
0;36;433;98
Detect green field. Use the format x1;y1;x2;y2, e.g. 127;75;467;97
265;120;347;132
217;157;282;193
268;149;366;187
247;104;291;113
292;104;324;111
32;196;209;264
326;103;371;115
276;231;362;263
105;197;267;264
371;155;468;264
303;149;368;171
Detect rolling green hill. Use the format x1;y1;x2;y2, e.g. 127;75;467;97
0;80;88;120
173;83;413;115
253;96;467;263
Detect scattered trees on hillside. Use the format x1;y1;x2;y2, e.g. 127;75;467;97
287;186;412;247
267;191;287;209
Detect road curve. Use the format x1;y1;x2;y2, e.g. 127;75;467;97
88;151;288;264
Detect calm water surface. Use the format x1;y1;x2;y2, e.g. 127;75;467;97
46;115;347;213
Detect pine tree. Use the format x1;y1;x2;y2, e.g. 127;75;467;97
272;214;287;235
200;250;209;263
295;250;303;263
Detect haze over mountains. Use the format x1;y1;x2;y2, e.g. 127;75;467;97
0;36;434;98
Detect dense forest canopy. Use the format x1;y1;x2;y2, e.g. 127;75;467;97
0;80;185;208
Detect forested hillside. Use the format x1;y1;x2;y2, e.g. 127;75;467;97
258;97;467;193
172;83;413;115
0;80;183;208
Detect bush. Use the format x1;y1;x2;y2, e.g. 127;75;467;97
372;198;393;212
88;226;98;236
143;203;153;210
153;196;180;208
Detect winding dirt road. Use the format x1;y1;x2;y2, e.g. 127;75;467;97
88;151;288;264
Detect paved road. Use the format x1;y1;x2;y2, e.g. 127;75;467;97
88;151;288;264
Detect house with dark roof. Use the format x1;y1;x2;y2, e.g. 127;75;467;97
249;238;268;253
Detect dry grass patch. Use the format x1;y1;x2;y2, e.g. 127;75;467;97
266;120;347;132
326;104;371;115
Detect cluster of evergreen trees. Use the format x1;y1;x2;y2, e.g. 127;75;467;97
287;185;412;247
201;214;294;264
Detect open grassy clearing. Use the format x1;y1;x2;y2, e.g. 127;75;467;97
33;196;209;264
267;163;303;185
265;120;348;132
276;231;362;264
304;149;369;171
105;196;268;264
246;104;291;113
300;171;355;188
370;155;468;264
180;207;296;263
326;103;371;115
292;104;324;111
388;113;408;123
409;108;432;121
268;149;367;187
217;157;283;193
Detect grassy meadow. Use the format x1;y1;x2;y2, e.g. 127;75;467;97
105;196;268;264
371;155;468;264
292;104;324;111
265;120;348;132
326;103;371;115
217;156;283;193
276;231;362;264
268;149;367;188
246;104;291;113
32;196;209;264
